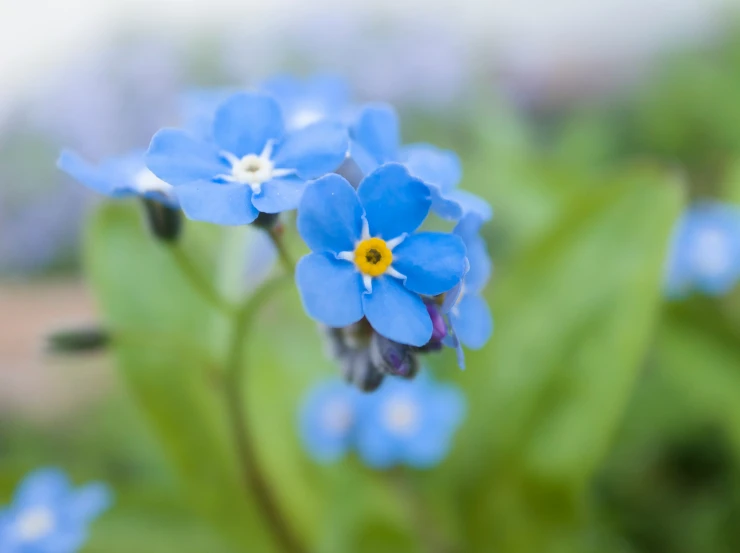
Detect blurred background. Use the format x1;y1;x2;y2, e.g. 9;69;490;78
3;1;740;552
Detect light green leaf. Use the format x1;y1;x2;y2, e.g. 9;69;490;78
453;166;684;549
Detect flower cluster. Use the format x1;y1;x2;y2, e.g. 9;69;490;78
57;74;494;389
0;468;112;553
299;375;466;468
665;202;740;298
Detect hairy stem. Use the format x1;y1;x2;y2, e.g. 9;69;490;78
223;275;305;553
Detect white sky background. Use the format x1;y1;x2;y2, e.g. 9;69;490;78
0;0;735;119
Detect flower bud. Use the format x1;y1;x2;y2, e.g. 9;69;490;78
46;325;109;354
341;350;384;392
370;333;419;379
142;198;181;242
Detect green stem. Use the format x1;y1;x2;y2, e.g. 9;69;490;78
168;244;233;314
222;275;305;553
267;227;296;273
388;467;458;553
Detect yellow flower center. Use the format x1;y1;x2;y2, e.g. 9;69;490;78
354;237;393;277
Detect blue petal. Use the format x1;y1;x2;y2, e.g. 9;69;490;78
251;177;306;214
355;425;398;469
454;214;492;293
429;185;464;220
261;74;350;131
400;144;461;192
351;104;399;164
357;163;431;240
297;174;364;254
348;140;380;176
68;483;112;522
57;151;136;197
213;92;284;157
147;129;227;185
392;232;466;296
272;121;348;179
296;253;364;327
177;181;259;225
444;189;493;222
299;380;356;463
451;294;493;349
179;87;235;140
14;468;69;508
362;276;432;347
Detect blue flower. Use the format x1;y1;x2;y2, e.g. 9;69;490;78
298;375;466;468
299;380;361;462
147;92;349;225
57;149;178;207
354;375;466;469
349;104;491;221
178;88;236;141
665;202;740;297
260;74;352;131
442;214;493;368
295;165;467;347
0;468;112;553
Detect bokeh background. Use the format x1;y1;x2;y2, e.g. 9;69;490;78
3;1;740;552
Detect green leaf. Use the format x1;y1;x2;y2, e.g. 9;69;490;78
84;201;278;550
454;166;684;550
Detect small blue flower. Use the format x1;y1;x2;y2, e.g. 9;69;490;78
299;380;360;462
665;202;740;297
57;149;177;207
260;74;352;131
442;214;493;368
0;468;112;553
295;165;467;347
349;104;491;221
354;375;466;469
147;92;349;225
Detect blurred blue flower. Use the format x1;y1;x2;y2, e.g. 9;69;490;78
260;74;352;131
299;375;466;469
295;166;467;347
57;150;177;207
350;104;491;221
147;92;348;225
0;468;112;553
665;202;740;297
299;380;360;462
355;375;466;469
179;88;236;141
442;214;494;368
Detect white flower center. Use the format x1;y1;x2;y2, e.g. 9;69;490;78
290;107;323;130
16;507;56;543
219;141;294;194
381;396;419;436
692;227;732;277
133;168;174;197
321;397;353;436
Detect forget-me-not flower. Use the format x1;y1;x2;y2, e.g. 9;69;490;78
147;92;349;225
665;202;740;297
349;104;491;221
442;214;494;368
354;375;466;469
295;164;467;347
57;149;177;207
299;379;360;462
0;468;112;553
260;74;352;131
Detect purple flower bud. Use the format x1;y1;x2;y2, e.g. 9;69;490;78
370;333;419;379
426;301;447;342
